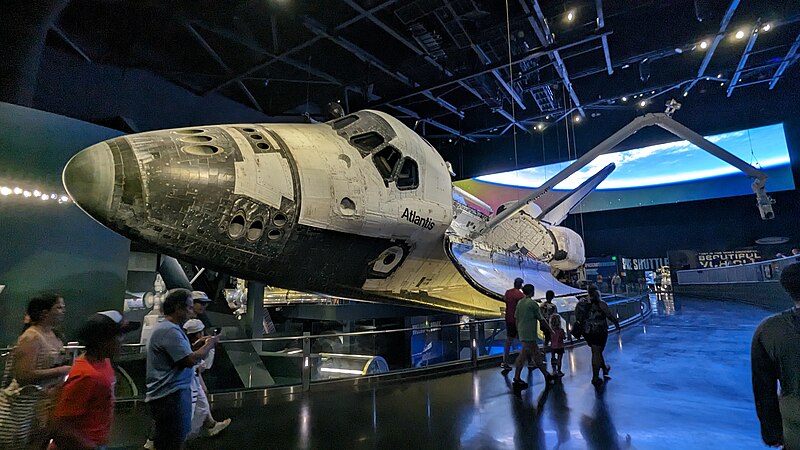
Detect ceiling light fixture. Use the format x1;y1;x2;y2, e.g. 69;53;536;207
700;40;709;50
735;30;746;40
573;116;581;123
567;10;575;22
762;23;771;32
639;100;647;107
621;96;628;102
683;92;689;97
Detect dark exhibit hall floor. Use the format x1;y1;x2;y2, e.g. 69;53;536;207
109;297;771;449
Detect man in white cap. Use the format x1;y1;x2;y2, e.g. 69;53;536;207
50;311;139;449
183;318;230;439
191;290;213;321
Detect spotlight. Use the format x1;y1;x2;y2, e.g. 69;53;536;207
33;190;41;197
717;73;722;78
621;64;630;69
448;138;453;143
683;92;689;97
574;116;581;123
700;40;709;50
536;123;544;131
650;90;655;94
60;196;69;202
40;194;48;201
567;10;575;22
735;30;745;40
50;193;57;199
639;100;647;107
762;23;771;32
13;187;21;195
23;191;31;198
0;187;10;196
545;115;550;119
621;96;628;102
720;82;725;86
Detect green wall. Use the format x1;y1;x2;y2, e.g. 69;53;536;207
0;102;129;346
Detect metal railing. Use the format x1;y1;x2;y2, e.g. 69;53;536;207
0;295;650;400
676;255;800;285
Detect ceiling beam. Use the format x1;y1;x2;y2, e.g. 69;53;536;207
683;0;741;95
184;23;263;112
726;23;759;97
339;0;501;118
595;0;613;75
769;32;800;90
520;0;585;117
302;17;464;119
375;32;607;108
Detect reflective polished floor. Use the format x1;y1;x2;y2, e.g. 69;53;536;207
110;297;770;449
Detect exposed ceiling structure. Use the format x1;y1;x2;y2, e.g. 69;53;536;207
40;0;800;140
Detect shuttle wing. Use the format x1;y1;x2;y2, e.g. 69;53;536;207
536;163;616;225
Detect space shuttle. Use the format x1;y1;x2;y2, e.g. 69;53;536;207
63;108;772;317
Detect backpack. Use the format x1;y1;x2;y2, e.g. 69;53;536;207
582;302;608;336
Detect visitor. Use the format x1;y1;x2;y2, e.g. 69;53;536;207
0;294;71;449
611;273;622;295
501;278;525;371
512;284;554;389
751;262;800;448
575;286;619;385
539;290;558;349
145;289;219;450
549;314;566;377
50;311;138;449
182;319;231;439
191;290;213;324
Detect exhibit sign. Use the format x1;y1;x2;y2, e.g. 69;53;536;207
696;249;761;268
621;257;670;271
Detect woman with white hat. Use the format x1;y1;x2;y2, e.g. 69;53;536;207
182;319;231;439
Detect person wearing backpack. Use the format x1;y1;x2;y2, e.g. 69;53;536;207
751;263;800;449
575;286;619;386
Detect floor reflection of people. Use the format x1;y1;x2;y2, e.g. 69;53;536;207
579;385;632;450
548;382;570;449
503;373;547;450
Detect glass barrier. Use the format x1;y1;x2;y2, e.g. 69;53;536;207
0;295;648;400
676;255;800;285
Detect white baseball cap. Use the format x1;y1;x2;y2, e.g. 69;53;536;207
183;319;205;334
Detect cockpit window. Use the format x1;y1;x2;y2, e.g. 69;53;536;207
373;146;401;182
396;158;419;190
331;115;358;130
351;132;385;156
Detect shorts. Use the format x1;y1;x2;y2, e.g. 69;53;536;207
505;321;518;339
584;331;608;348
551;348;564;356
149;388;192;450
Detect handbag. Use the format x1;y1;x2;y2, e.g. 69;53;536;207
0;349;44;449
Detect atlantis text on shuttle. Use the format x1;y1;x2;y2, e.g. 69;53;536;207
401;208;435;230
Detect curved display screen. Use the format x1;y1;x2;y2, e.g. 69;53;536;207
456;123;793;213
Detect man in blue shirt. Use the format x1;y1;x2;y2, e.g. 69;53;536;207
146;288;219;450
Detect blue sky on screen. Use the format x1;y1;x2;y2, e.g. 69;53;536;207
475;123;790;190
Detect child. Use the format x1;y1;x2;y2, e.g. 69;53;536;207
549;314;566;376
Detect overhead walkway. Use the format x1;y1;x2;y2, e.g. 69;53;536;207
105;296;768;449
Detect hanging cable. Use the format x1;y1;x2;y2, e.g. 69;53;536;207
503;0;521;204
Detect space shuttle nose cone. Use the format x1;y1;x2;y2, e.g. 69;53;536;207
63;141;115;218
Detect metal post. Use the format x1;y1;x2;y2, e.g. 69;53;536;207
469;321;477;368
302;331;311;392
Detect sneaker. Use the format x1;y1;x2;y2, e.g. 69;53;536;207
143;439;155;450
557;370;565;377
591;377;604;386
512;378;529;389
207;418;231;437
603;364;612;379
500;362;511;370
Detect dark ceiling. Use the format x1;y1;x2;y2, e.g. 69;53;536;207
8;0;800;143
